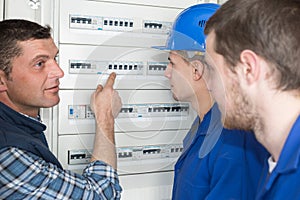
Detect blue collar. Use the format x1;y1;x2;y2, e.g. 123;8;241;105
275;115;300;173
0;102;46;135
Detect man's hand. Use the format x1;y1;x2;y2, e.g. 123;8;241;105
90;73;122;168
90;72;122;136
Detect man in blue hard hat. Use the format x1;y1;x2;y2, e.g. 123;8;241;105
154;3;268;199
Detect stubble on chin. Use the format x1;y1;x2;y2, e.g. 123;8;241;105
223;83;255;131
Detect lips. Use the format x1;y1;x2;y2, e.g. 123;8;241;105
45;85;60;92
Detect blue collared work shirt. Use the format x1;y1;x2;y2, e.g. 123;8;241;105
256;115;300;200
172;104;268;200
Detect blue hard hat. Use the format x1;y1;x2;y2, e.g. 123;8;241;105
153;3;220;52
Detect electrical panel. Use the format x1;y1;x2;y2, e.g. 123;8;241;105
54;0;199;199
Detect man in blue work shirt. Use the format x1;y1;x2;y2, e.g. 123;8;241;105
204;0;300;199
153;3;269;199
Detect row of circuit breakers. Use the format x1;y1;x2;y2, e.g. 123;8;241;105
68;103;189;119
68;144;183;165
69;60;167;75
70;14;171;34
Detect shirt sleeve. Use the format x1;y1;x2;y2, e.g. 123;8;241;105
0;147;122;200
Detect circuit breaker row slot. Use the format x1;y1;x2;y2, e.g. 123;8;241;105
68;105;94;119
117;144;183;161
143;20;172;34
68;103;190;119
108;64;139;71
70;17;92;24
69;14;171;34
68;144;182;165
69;60;144;75
68;149;92;165
69;60;167;75
70;62;92;69
118;103;190;118
104;18;133;28
147;62;168;75
144;22;162;29
69;14;134;31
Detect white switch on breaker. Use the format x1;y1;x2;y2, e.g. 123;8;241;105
197;0;218;3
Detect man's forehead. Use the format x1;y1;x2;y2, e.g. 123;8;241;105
169;51;184;60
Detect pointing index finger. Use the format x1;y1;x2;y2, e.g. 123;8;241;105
105;72;117;88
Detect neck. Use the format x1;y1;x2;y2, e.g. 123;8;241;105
254;91;300;162
0;100;39;118
190;89;214;120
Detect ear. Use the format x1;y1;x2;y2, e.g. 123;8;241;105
0;70;8;92
190;60;204;81
238;50;260;85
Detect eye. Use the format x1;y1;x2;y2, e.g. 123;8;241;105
35;60;45;68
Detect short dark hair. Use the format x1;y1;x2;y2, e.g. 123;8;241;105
0;19;52;77
205;0;300;91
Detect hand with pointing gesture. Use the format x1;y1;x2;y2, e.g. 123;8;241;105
90;72;122;141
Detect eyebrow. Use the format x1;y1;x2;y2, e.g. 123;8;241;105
33;49;59;60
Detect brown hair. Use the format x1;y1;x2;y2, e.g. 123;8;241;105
0;19;51;77
205;0;300;91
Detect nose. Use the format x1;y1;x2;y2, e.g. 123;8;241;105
164;63;172;79
48;61;64;79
